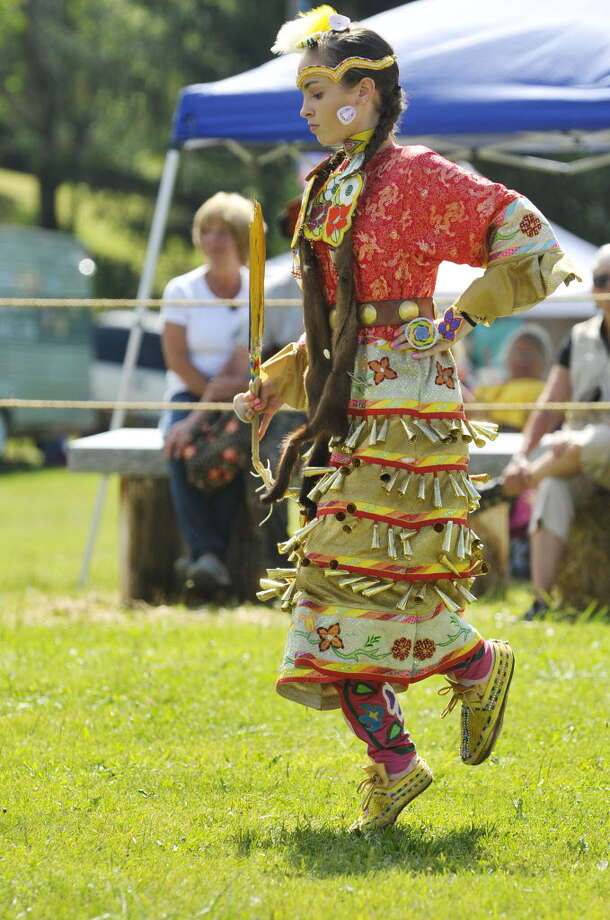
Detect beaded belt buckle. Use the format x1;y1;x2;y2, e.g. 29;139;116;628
403;317;438;350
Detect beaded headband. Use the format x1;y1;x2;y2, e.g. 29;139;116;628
296;54;397;90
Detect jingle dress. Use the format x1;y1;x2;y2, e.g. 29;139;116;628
260;142;576;711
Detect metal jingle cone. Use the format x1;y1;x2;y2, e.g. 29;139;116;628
259;578;287;591
322;567;350;578
267;568;297;580
449;472;466;497
278;515;322;554
413;418;440;442
441;520;454;553
432;475;442;508
256;587;281;602
307;484;325;503
417;473;427;502
368;417;378;446
400;528;416;557
456;525;466;559
399;472;413;495
351;578;381;594
455;582;477;604
362;580;395;598
387;525;398;560
280;580;299;608
438;551;461;576
429;418;450;441
344;418;367;449
433;584;461;613
383;468;400;493
464;419;486;448
342;516;363;534
460;419;473;442
376;417;389;443
470;559;489;575
471;419;499;441
327;467;347;491
400;417;417;440
371;522;381;550
413;583;426;604
339;574;369;588
311;469;344;502
302;466;335;477
396;583;414;610
459;471;481;500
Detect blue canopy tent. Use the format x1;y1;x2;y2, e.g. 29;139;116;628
146;0;610;316
81;0;610;582
173;0;610;162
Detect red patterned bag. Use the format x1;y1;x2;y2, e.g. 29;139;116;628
182;413;250;494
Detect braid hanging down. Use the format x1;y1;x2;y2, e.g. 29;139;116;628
261;30;406;506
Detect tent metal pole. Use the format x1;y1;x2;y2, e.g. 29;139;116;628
79;147;181;588
478;147;610;175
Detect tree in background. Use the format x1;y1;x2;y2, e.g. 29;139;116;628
0;0;299;229
0;0;608;288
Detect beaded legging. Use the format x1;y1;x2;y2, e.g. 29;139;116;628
335;639;493;776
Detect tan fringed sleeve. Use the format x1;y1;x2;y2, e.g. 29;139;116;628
260;340;309;411
453;198;580;325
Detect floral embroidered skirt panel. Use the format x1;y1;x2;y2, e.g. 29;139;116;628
271;326;495;711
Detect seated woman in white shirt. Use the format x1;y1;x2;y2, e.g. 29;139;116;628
161;192;251;596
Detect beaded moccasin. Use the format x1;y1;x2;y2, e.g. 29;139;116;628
439;638;515;765
349;758;433;833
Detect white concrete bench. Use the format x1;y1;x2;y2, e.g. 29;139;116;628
68;427;523;476
68;428;521;603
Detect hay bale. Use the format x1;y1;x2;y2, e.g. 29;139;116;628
555;486;610;611
470;502;510;597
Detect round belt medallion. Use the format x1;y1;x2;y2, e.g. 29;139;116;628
359;304;378;325
404;317;438;350
398;300;419;322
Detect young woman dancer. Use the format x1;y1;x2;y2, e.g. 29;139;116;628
234;6;577;833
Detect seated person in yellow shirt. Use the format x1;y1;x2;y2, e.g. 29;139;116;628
473;324;551;431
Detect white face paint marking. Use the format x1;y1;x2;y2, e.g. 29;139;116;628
337;105;357;125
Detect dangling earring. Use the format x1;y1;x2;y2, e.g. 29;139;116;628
337;105;357;125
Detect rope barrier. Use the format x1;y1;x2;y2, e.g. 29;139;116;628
0;298;285;308
1;293;609;309
2;398;609;413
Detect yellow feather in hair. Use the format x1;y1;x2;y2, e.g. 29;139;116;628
272;5;339;55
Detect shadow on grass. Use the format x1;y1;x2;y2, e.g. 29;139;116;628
232;820;496;876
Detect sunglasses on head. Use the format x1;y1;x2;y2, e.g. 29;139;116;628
593;272;610;287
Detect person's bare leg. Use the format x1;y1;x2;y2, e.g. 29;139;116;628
530;524;566;598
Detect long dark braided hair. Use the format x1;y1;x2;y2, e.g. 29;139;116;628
262;25;406;506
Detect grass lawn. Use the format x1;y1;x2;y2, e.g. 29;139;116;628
0;466;608;919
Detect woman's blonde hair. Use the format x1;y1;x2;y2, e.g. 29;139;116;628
191;192;253;264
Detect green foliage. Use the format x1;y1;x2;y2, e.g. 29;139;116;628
0;0;294;228
0;465;608;918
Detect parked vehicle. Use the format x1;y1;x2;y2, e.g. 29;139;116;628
0;225;96;456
